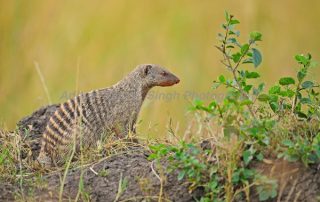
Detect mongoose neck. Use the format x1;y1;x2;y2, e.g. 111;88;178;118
115;71;152;100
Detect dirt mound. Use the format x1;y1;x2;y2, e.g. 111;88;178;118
0;104;319;201
34;151;201;201
0;149;201;201
250;159;320;202
14;104;201;201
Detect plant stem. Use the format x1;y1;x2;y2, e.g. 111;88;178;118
219;25;256;118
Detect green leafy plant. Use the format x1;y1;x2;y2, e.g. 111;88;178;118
149;11;320;201
149;142;222;201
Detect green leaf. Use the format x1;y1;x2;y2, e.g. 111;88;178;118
243;85;253;93
279;77;295;86
282;139;294;147
297;70;307;82
228;38;237;44
226;45;234;49
301;81;314;89
242;168;255;179
232;171;240;183
296;111;308;119
252;48;262;68
208;101;217;110
269;102;279;112
240;99;253;106
232;52;242;63
218;75;226;83
246;71;260;79
225;11;230;22
268;94;278;102
193;99;203;106
295;54;309;66
256;153;264;161
259;190;271;201
258;94;270;102
250;31;262;42
234;30;240;37
243;150;253;165
300;97;311;104
269;85;281;94
178;170;186;181
241;43;249;55
208;180;218;191
287;90;295;97
230;19;240;25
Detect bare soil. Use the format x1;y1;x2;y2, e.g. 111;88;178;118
0;104;319;201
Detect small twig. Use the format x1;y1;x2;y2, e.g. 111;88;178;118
89;166;98;175
151;161;164;202
285;178;298;202
151;161;161;181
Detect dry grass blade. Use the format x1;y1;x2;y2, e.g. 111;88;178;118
34;61;52;104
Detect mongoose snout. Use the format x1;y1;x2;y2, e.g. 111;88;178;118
37;64;180;167
158;73;180;86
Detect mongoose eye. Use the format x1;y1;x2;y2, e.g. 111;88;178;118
144;65;152;75
161;71;168;76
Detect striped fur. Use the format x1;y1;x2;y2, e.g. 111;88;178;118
37;64;180;167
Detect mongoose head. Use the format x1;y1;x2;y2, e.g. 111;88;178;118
137;64;180;87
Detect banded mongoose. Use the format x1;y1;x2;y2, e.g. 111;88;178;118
37;64;180;167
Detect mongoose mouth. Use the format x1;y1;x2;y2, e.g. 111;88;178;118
159;76;180;86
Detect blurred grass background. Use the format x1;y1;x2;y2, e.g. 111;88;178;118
1;0;320;136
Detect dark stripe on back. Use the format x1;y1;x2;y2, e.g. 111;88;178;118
43;133;56;146
47;122;64;143
76;106;81;117
75;96;82;117
70;98;81;118
80;115;94;133
85;92;95;118
45;128;60;145
63;102;75;119
51;113;68;132
70;98;75;110
93;91;105;124
97;94;106;120
57;108;72;126
76;95;81;106
99;91;109;115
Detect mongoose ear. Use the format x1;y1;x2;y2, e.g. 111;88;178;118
144;65;152;76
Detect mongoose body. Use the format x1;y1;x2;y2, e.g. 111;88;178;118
37;64;180;166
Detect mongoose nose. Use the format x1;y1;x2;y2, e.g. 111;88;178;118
176;78;180;84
